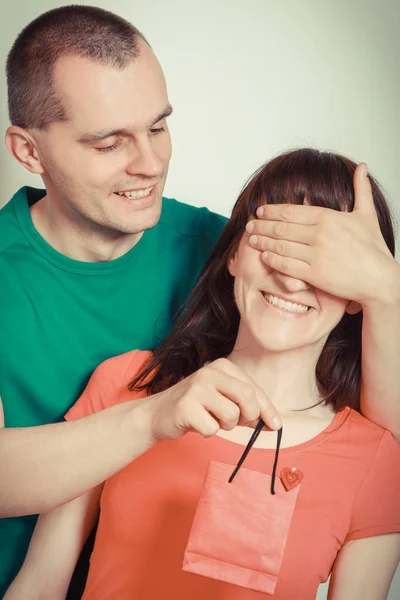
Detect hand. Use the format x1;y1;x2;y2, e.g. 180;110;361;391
245;163;398;306
143;358;281;442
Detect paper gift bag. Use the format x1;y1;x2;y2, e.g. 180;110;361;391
182;460;300;594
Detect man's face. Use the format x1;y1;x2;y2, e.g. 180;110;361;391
34;41;172;237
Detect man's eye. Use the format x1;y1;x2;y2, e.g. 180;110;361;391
96;141;121;153
150;126;165;135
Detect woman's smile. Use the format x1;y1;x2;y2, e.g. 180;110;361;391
260;291;311;316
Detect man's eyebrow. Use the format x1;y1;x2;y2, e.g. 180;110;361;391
77;104;173;144
150;104;173;127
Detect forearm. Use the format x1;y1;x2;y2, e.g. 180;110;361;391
361;262;400;440
0;398;154;517
4;487;102;600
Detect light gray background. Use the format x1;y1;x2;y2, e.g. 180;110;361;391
1;2;399;597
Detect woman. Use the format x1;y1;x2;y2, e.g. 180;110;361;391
6;149;400;599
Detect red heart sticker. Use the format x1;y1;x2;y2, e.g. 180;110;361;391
280;467;303;491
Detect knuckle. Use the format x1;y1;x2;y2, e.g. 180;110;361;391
214;357;229;369
262;400;276;413
191;369;202;382
258;237;268;251
264;251;275;266
242;385;256;404
274;222;286;237
226;403;240;421
276;241;286;256
204;422;219;438
279;257;290;272
187;381;202;398
194;368;208;384
281;204;295;220
209;359;222;373
244;403;260;422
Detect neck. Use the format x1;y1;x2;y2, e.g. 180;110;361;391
226;343;323;414
30;195;142;262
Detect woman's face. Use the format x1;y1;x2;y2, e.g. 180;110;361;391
228;232;349;355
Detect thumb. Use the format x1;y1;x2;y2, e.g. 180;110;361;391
353;163;377;218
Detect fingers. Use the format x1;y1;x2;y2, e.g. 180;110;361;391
202;392;242;431
209;360;282;430
261;251;311;282
246;219;313;245
185;404;221;438
353;163;377;218
204;368;262;425
169;360;282;440
248;235;312;263
178;387;249;438
255;203;322;225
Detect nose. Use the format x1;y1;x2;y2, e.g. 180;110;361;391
274;271;311;293
126;137;164;179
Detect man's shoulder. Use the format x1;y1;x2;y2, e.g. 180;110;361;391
0;194;22;255
0;187;33;256
159;196;227;243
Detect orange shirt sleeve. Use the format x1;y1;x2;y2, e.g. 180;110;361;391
346;430;400;541
65;350;151;421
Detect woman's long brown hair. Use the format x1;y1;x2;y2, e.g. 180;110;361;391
129;149;396;412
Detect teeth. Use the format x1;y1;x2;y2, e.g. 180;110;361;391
116;186;153;199
263;293;309;313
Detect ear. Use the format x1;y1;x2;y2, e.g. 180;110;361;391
5;126;45;175
346;301;362;315
227;252;238;277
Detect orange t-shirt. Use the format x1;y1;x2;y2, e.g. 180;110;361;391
66;350;400;600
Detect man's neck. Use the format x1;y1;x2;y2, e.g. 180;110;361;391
30;196;142;262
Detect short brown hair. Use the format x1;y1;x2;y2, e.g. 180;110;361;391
6;5;147;129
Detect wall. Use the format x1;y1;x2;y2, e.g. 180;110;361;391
1;2;399;597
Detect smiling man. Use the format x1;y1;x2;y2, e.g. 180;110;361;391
27;49;173;261
0;4;399;599
0;6;230;596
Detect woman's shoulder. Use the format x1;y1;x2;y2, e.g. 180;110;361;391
344;407;393;439
339;410;400;542
95;349;153;387
65;350;153;420
332;407;398;460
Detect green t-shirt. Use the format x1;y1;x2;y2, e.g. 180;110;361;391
0;187;227;595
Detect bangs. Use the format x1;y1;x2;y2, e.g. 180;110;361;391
253;149;355;213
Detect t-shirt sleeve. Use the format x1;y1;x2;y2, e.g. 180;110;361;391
346;430;400;541
65;350;151;421
196;208;227;257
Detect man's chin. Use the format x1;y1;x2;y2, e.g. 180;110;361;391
112;191;162;229
117;208;163;236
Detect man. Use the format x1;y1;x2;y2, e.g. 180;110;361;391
0;5;399;598
0;6;280;596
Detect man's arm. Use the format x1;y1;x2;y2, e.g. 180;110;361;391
0;395;155;517
0;358;281;517
327;534;400;600
361;265;400;441
3;487;102;600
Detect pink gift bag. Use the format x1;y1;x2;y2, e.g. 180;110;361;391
182;460;300;594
